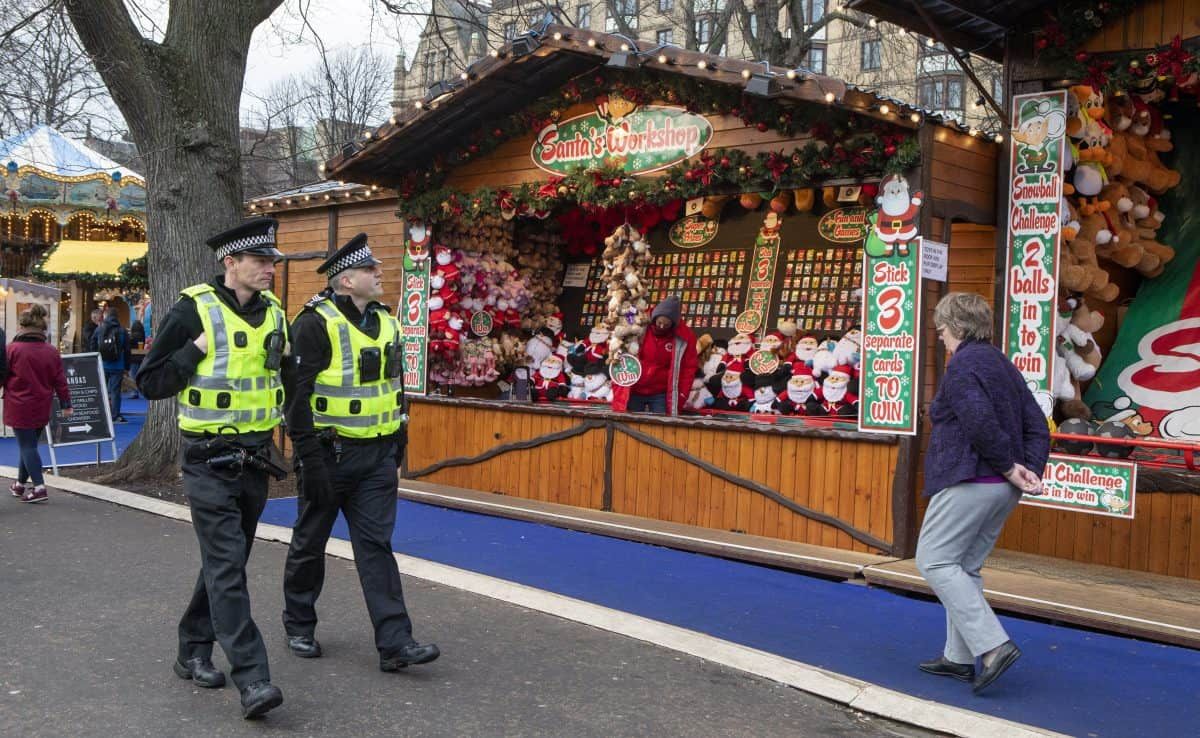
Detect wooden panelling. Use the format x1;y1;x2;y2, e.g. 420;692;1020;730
1084;0;1200;52
928;128;998;222
405;400;899;554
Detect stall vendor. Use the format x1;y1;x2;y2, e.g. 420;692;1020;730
612;295;698;416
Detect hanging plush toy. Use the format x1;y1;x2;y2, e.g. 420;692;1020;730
775;367;824;415
600;224;652;361
819;365;859;416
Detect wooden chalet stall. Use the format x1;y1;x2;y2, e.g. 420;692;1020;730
322;25;1003;562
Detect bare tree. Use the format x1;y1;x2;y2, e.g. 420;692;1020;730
56;0;286;480
302;46;395;162
0;0;120;139
242;77;319;196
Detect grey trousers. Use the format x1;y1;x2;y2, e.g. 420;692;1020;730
915;481;1020;664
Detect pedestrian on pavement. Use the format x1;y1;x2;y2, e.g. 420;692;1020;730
82;308;102;352
128;319;146;399
91;307;130;423
4;305;72;504
611;295;698;415
915;292;1050;694
137;217;290;719
281;233;439;673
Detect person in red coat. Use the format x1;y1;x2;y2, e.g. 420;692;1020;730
613;295;698;415
4;305;72;503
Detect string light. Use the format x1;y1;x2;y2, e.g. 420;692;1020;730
587;38;597;48
824;92;835;103
552;31;563;41
657;53;669;64
879;104;890;115
697;60;707;70
910;112;921;123
993;133;1004;143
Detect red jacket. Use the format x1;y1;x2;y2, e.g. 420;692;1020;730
613;320;698;415
4;333;70;429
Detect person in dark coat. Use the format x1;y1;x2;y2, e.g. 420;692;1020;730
82;308;103;352
4;305;72;503
90;307;130;423
915;292;1049;695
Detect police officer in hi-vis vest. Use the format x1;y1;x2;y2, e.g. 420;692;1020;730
281;233;439;672
137;217;289;719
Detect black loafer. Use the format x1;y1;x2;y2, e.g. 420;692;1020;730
240;680;283;719
380;642;440;671
973;641;1021;694
287;635;322;658
173;657;226;688
919;656;975;682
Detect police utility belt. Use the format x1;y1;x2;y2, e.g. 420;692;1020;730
183;432;288;481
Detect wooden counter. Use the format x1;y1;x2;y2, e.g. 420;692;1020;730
405;396;905;555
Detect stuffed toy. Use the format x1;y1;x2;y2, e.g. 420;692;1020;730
759;331;787;360
688;342;727;410
544;312;565;343
818;365;859;417
1053;293;1103;420
789;334;821;370
566;371;587;400
776;318;798;356
707;371;749;411
774;367;823;415
1127;185;1175;273
723;332;755;374
1142;109;1182;193
1060;198;1118;301
582;362;612;402
812;328;859;378
742;365;792;414
600;224;652;360
525;327;556;371
432;244;462;287
532;354;568;401
579;322;611;364
1097;181;1160;274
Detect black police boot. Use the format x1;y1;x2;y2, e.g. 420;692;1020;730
287;635;322;659
918;656;975;682
240;681;283;719
173;656;227;688
380;642;440;671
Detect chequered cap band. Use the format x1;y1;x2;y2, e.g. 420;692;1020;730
327;245;374;276
215;226;277;259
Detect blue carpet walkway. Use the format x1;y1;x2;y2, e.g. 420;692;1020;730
262;495;1199;738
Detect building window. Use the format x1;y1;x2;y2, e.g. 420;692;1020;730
992;75;1004;105
576;5;591;28
503;22;517;41
807;44;826;74
918;36;947;56
695;16;712;46
809;0;825;22
423;51;437;86
658;0;673;12
861;38;881;71
606;0;639;32
918;75;965;119
657;28;673;46
439;50;451;81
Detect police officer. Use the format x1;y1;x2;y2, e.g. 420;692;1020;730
281;233;439;672
137;217;287;719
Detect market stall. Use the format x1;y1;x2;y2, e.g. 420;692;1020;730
33;239;148;352
318;25;1002;559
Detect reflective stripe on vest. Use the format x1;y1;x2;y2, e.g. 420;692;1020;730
176;285;285;434
310;300;405;438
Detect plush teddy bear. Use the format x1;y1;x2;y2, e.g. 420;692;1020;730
1061;198;1119;302
1053;292;1104;420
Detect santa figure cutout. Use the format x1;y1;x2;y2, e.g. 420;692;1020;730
873;174;923;257
819;364;859;417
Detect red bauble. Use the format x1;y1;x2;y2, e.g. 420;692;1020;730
756;122;769;132
884;144;897;156
720;157;731;167
493;128;503;137
611;178;622;187
1035;38;1049;50
469;144;479;153
1075;51;1090;63
685;170;696;181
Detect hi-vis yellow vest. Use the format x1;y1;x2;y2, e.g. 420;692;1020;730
310;299;406;439
176;284;285;434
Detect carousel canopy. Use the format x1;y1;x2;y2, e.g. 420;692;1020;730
38;239;147;278
1;125;142;182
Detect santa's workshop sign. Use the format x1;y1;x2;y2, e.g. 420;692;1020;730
401;231;431;395
531;93;713;176
1002;91;1068;406
859;232;923;436
1020;454;1137;520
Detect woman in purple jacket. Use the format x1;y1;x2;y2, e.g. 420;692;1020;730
5;305;72;503
916;292;1049;695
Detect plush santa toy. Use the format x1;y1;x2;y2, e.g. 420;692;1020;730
688;344;727;410
789;334;820;369
525;327;556;371
819;364;859;417
873;173;923;257
545;312;565;344
580;322;610;364
532;354;568;401
723;332;756;374
759;331;787;360
432;244;461;286
566;371;588;400
582;362;612;402
707;370;749;411
813;327;862;377
429;311;464;358
775;366;823;415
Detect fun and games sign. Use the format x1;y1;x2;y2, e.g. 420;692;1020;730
532;94;713;176
859;236;923;435
668;215;720;248
1021;454;1137;519
818;207;871;243
1002;91;1068;407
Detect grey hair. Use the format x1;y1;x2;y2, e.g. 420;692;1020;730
933;292;993;342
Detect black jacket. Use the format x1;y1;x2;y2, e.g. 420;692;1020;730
136;277;292;440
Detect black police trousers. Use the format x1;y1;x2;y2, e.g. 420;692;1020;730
177;441;271;689
282;438;416;656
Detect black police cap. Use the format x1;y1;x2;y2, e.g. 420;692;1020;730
206;217;282;259
317;233;382;278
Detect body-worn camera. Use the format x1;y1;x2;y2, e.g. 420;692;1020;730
359;346;382;383
264;329;285;370
385;341;402;379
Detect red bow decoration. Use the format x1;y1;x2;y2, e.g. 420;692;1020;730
1083;59;1114;91
1153;35;1191;80
765;152;789;181
536;176;564;200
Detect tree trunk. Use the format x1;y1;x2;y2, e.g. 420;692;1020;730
63;0;284;480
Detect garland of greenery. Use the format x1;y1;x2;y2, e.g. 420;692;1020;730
1033;2;1200;96
32;257;149;289
392;66;920;224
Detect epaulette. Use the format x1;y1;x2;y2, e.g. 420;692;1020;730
304;290;331;310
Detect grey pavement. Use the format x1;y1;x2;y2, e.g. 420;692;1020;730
0;489;937;737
